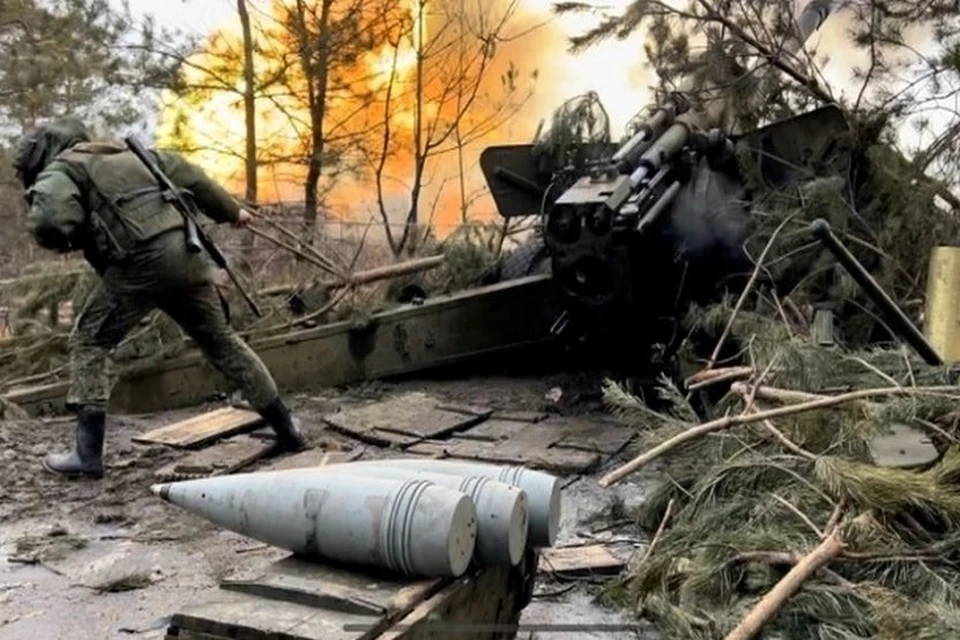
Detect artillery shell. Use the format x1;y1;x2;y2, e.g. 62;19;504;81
344;459;560;548
151;472;477;578
299;465;529;567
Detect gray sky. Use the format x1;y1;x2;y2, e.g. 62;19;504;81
120;0;235;35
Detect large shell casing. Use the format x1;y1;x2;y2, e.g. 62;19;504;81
300;465;529;566
151;472;477;578
346;459;560;548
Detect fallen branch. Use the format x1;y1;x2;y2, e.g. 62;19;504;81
686;366;755;390
723;526;846;640
600;385;960;486
330;255;445;289
638;498;675;567
707;216;792;369
247;225;345;279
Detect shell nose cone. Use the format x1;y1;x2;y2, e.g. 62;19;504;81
150;483;172;501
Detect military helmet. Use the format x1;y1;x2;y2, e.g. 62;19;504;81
13;118;91;188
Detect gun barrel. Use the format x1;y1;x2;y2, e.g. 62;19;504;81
811;219;942;366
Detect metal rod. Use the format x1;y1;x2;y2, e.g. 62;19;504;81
810;218;943;365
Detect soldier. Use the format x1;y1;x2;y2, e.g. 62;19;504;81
13;118;307;479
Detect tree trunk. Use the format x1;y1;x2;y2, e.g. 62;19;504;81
301;0;333;246
237;0;257;205
237;0;258;262
397;0;427;256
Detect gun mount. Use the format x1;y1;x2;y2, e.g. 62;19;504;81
480;1;846;372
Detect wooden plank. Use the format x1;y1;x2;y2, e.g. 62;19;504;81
219;556;442;617
458;418;570;444
132;407;264;448
259;448;363;472
552;417;637;455
456;419;526;442
376;549;538;640
6;275;553;417
170;597;381;640
486;439;600;474
491;411;549;423
406;437;600;474
324;393;486;444
168;555;446;640
153;436;275;481
538;545;625;576
435;403;494;418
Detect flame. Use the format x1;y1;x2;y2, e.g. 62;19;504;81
155;0;655;234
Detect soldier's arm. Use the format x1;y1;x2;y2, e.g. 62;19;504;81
25;167;87;253
152;150;241;224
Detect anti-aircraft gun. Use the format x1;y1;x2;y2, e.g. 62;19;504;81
480;0;850;374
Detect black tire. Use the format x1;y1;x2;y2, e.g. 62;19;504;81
498;237;551;281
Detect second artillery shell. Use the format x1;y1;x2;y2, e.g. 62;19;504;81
151;471;477;578
342;458;561;548
297;466;529;567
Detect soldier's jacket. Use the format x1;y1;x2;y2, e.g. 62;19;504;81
24;123;240;289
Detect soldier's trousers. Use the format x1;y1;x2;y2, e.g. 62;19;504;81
66;281;279;411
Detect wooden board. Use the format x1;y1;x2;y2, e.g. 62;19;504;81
133;407;264;448
435;403;494;418
405;438;600;474
491;411;548;423
153;435;275;481
538;545;625;576
376;550;538;640
166;550;538;640
166;555;442;640
551;417;637;455
324;393;486;446
260;448;364;472
455;419;527;442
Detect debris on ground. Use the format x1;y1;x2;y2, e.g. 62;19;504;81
600;305;960;639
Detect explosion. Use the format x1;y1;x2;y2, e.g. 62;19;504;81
154;0;658;235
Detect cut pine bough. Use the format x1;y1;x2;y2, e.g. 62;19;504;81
151;459;562;579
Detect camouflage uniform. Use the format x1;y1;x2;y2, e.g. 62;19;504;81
14;119;305;479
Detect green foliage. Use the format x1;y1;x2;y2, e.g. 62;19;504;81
607;307;960;638
0;0;184;136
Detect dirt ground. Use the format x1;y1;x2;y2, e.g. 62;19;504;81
0;372;663;640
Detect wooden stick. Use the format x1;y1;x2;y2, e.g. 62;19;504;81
638;498;675;566
330;255;445;289
247;225;344;278
723;527;845;640
687;367;755;391
252;287;351;335
599;384;960;487
732;382;826;404
707;216;792;369
247;210;346;274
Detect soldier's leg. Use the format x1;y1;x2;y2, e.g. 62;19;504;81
158;284;306;452
45;285;154;478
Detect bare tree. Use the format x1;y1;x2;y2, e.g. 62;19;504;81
238;0;258;205
371;0;536;256
270;0;395;242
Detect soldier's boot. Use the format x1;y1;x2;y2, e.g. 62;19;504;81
43;406;106;479
258;398;307;453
